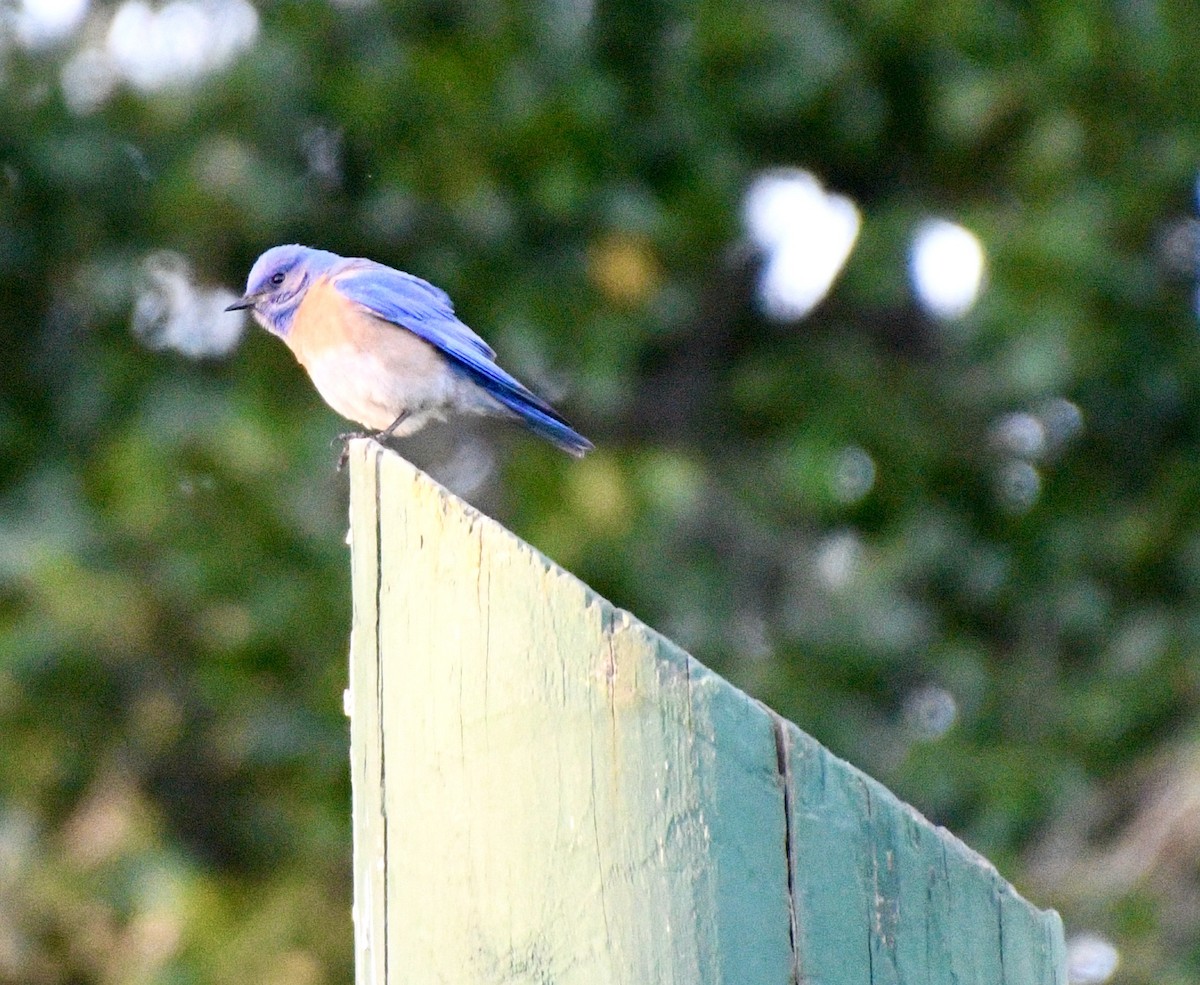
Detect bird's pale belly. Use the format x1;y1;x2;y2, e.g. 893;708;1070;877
297;343;453;433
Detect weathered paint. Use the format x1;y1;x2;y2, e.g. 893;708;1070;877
347;440;1065;985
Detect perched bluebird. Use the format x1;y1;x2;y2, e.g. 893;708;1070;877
226;245;592;458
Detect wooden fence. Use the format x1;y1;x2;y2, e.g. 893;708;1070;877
346;439;1066;985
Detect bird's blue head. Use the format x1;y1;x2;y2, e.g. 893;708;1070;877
226;244;341;336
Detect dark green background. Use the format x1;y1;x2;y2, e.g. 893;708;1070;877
3;0;1198;981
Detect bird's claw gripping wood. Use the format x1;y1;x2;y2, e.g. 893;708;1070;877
334;431;370;471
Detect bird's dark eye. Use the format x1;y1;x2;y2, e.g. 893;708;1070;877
270;271;286;286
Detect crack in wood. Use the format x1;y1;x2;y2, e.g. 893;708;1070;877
773;716;800;985
373;447;389;985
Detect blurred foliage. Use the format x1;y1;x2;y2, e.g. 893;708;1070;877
3;0;1200;982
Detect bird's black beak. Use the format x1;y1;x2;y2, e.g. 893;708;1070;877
225;296;254;312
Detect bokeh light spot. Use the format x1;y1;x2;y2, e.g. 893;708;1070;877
904;685;958;740
60;46;118;114
588;234;660;307
744;169;861;321
106;0;258;93
567;453;634;537
815;530;863;590
8;0;88;48
832;445;876;503
909;218;986;319
132;251;246;359
1037;396;1084;450
1066;934;1119;985
992;412;1046;460
995;460;1041;513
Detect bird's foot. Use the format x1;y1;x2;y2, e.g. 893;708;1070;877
333;430;371;471
333;428;407;470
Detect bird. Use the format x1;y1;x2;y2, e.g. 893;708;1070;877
226;244;593;461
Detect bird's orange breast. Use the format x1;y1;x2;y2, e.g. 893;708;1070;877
286;275;359;368
280;272;462;431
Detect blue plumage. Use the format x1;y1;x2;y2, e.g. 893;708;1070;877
228;245;593;458
333;261;592;456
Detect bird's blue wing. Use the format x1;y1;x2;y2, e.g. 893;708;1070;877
332;259;496;361
332;259;592;456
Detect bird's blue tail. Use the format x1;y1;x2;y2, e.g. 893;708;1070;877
490;385;594;457
461;365;593;457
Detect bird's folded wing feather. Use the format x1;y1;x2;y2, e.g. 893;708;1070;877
332;259;495;359
331;259;568;421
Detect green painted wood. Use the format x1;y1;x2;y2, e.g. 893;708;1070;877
346;439;1066;985
348;452;387;985
782;729;1066;985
